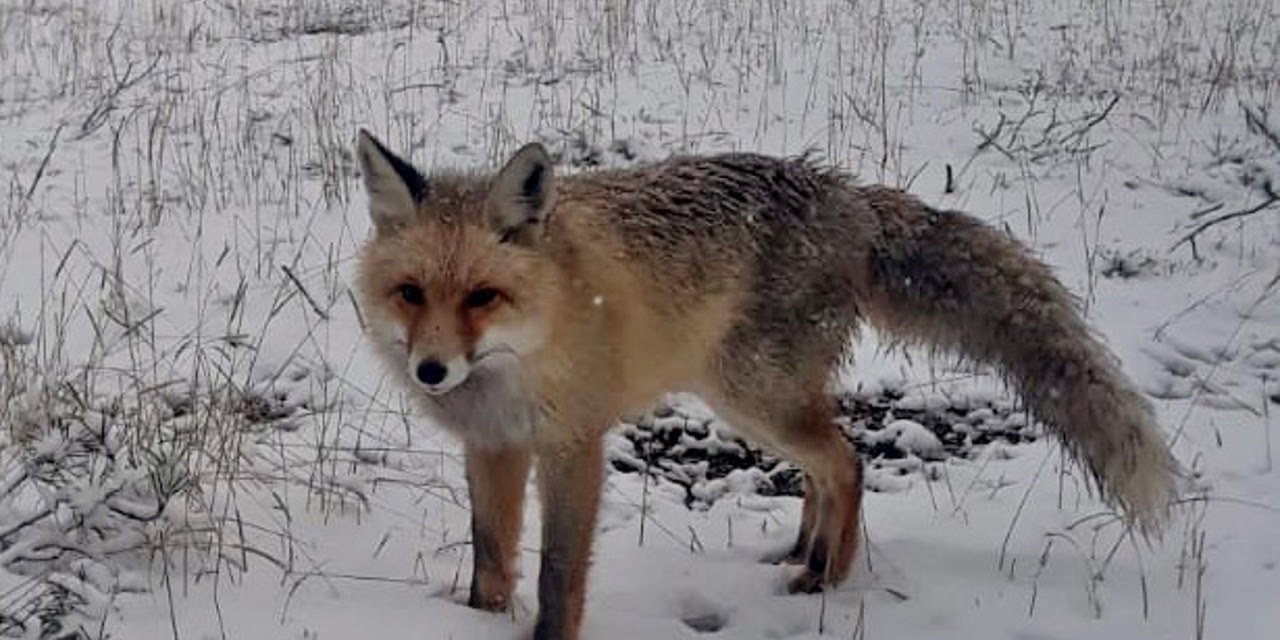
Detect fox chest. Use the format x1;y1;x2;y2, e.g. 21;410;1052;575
414;359;539;447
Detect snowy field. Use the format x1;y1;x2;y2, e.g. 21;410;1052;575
2;0;1279;638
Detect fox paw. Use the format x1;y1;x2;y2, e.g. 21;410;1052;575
786;569;827;594
468;590;510;612
761;545;807;566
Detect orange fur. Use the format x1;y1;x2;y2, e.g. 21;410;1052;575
353;131;1175;640
466;444;531;612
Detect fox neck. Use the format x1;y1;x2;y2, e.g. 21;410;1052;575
413;356;541;450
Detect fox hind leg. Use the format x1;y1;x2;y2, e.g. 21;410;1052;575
766;473;817;565
776;400;863;593
702;341;863;593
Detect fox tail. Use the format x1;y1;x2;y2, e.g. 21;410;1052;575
856;186;1177;530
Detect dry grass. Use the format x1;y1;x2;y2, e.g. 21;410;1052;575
1;0;1277;637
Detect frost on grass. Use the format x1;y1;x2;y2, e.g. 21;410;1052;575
0;339;308;638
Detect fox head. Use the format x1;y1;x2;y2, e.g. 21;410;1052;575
354;130;559;415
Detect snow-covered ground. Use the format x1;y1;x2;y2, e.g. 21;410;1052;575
1;1;1278;638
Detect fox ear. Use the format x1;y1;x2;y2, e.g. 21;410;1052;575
488;143;555;244
355;129;428;234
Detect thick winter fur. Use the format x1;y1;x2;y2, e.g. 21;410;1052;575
354;131;1176;640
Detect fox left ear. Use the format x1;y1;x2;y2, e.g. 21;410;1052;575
488;143;555;244
355;129;428;235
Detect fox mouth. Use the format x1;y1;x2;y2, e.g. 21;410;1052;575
473;345;519;364
412;346;520;398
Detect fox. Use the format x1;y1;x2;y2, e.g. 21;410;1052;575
353;129;1177;640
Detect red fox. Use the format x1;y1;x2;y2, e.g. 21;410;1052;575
353;130;1176;640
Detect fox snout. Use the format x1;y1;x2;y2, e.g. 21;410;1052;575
410;355;471;395
416;359;447;385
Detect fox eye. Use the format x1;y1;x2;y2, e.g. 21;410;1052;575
463;287;500;309
398;283;425;306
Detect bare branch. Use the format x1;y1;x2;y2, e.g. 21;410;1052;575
1172;196;1280;251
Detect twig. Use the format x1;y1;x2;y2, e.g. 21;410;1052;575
1064;94;1120;145
0;509;53;541
281;266;330;320
1172;196;1280;250
998;448;1052;572
1243;103;1280;153
21;123;65;209
1188;202;1226;221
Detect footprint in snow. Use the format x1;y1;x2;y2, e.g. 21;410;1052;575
676;591;730;634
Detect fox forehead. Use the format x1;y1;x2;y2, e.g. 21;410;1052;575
360;214;556;307
362;223;498;287
415;172;490;214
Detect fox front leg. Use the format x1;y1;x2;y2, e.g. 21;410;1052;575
465;444;532;611
532;435;605;640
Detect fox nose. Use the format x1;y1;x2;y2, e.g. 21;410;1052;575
416;359;448;386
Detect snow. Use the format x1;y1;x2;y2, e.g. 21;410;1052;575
872;419;945;460
1;0;1279;638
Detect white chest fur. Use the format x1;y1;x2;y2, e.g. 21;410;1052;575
411;355;538;448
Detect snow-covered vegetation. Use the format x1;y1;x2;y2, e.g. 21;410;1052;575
1;1;1277;637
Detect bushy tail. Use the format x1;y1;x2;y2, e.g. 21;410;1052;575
857;187;1176;530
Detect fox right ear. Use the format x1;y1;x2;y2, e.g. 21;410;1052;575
487;143;555;245
355;129;428;234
